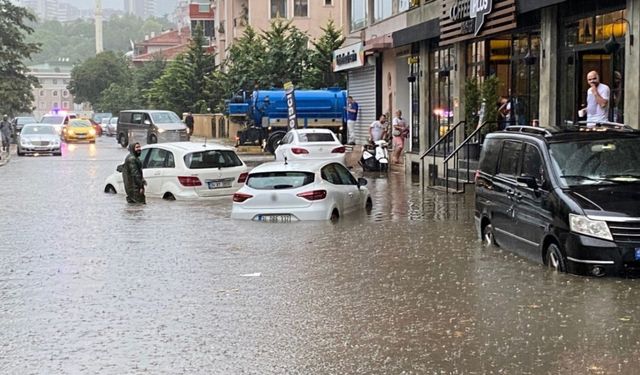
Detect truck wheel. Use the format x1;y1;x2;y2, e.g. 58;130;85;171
265;131;286;154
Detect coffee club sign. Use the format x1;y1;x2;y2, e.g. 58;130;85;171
449;0;493;36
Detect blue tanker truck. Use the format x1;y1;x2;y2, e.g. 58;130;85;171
227;88;347;153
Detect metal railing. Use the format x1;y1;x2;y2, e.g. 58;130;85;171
419;121;465;189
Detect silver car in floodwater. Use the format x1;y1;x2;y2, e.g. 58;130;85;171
17;124;62;156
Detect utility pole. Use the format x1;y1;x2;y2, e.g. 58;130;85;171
95;0;104;54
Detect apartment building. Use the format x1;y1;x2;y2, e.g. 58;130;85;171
28;63;89;119
211;0;349;65
336;0;640;177
124;0;156;18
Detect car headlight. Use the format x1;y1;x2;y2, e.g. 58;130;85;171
569;214;613;241
89;129;96;135
20;139;31;146
157;128;166;133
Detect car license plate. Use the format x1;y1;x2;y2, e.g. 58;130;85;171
207;179;231;189
635;248;640;261
255;214;291;223
77;134;85;138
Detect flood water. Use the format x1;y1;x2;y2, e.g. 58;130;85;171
0;137;639;374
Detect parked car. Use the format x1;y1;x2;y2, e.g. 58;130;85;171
231;159;372;222
116;110;189;148
475;123;640;277
17;124;61;156
40;112;77;135
104;142;249;200
274;129;346;165
62;118;96;143
11;115;37;137
86;117;103;136
105;116;118;137
92;112;112;127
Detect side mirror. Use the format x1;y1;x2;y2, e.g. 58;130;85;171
144;120;151;126
516;175;538;190
116;164;123;173
357;177;368;187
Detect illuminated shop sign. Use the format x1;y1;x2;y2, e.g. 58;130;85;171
449;0;493;36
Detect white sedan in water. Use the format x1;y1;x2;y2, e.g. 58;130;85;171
104;142;248;200
274;129;346;165
231;159;372;222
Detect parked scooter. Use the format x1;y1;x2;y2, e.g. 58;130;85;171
360;140;389;172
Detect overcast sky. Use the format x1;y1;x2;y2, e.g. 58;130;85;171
63;0;177;16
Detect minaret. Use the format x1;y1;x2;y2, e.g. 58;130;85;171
95;0;104;54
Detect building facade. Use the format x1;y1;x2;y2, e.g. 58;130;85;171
337;0;640;176
124;0;156;19
211;0;349;65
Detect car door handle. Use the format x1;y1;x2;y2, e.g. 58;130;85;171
153;171;161;176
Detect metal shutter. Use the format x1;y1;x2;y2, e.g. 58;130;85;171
348;66;376;145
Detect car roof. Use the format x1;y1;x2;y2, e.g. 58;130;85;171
141;141;236;153
249;160;333;173
23;123;53;127
121;109;175;113
291;128;334;134
488;125;640;144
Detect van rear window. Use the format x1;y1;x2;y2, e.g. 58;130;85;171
184;150;243;169
246;172;315;189
479;138;501;174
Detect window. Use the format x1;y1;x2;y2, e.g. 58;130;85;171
478;139;501;174
333;163;357;185
294;0;308;17
271;0;286;18
139;149;150;167
373;0;391;22
399;0;410;12
53;79;57;84
185;150;243;169
350;0;367;30
62;90;69;98
146;148;173;169
324;0;332;5
53;102;59;109
321;164;342;184
52;90;58;97
497;141;522;176
246;171;315;189
297;132;336;142
132;113;144;124
521;144;545;186
62;101;69;109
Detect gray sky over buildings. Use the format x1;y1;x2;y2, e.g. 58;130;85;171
63;0;177;16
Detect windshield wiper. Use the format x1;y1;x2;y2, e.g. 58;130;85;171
559;175;599;181
600;174;640;180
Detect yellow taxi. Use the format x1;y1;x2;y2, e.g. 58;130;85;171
62;118;96;143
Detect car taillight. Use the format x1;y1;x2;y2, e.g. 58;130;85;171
178;176;202;186
237;172;248;183
331;146;346;153
233;192;253;202
296;190;327;201
291;147;309;154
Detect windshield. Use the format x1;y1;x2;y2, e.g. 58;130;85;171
21;126;57;135
17;117;37;125
69;119;92;127
150;111;181;124
41;116;64;124
246;171;315;189
550;137;640;186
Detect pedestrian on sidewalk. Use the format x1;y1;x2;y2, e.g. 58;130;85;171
345;96;358;145
122;142;147;204
0;115;11;153
391;110;408;164
185;111;194;135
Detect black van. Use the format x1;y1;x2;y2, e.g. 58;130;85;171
475;124;640;277
117;110;189;148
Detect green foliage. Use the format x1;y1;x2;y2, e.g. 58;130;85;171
260;19;310;88
0;0;41;116
26;15;173;64
67;51;130;106
464;75;500;136
95;82;141;115
146;25;217;115
221;26;267;93
303;20;347;89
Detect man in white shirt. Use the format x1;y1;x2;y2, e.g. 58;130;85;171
369;114;387;142
583;70;610;125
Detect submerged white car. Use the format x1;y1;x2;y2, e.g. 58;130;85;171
231;159;372;222
274;129;346;165
17;124;62;156
104;142;249;200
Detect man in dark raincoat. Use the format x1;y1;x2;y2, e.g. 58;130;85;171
122;142;146;204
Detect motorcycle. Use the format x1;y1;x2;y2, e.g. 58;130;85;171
360;140;389;172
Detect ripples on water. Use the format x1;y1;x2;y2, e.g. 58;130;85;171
1;143;640;374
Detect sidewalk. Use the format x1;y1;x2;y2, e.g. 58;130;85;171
0;147;12;167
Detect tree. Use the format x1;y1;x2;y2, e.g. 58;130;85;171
146;25;217;114
0;0;40;116
303;20;346;89
67;51;130;106
260;19;309;88
221;26;267;94
94;82;141;115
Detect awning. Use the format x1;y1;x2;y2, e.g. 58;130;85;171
517;0;565;13
392;19;440;47
363;34;393;52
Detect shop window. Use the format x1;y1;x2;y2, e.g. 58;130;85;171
373;0;392;22
324;0;332;5
430;46;454;146
350;0;367;31
270;0;286;18
294;0;308;17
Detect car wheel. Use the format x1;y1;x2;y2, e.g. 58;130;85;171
365;198;373;213
545;243;567;273
330;209;340;223
54;151;62;156
90;140;96;144
119;134;128;148
162;192;176;201
17;149;24;156
481;223;496;246
104;184;116;194
149;135;157;144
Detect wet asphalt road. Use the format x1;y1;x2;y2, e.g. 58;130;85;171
1;136;640;374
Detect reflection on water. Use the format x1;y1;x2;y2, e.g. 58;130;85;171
0;140;639;374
